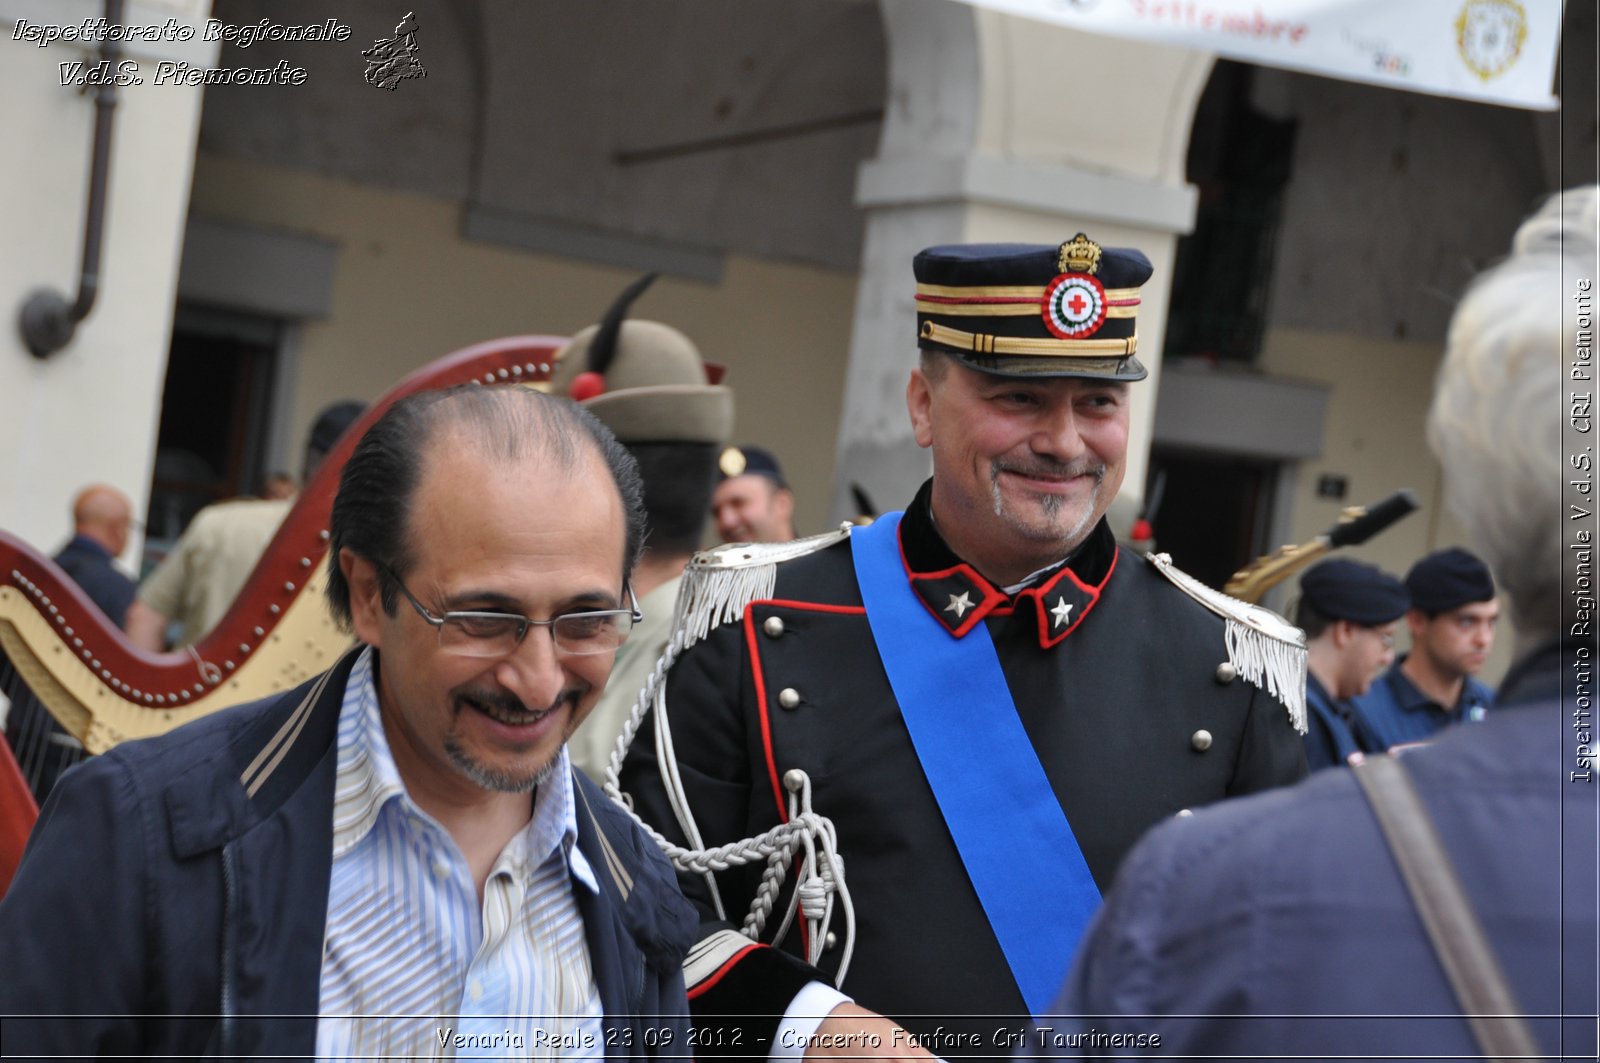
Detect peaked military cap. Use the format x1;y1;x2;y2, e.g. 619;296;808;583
1405;547;1496;613
717;444;787;487
550;273;733;445
913;234;1153;381
1299;559;1410;626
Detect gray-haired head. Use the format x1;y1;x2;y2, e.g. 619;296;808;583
324;384;646;629
1427;185;1598;645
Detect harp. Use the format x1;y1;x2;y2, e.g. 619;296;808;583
0;337;565;892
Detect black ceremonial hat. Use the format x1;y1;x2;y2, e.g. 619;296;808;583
913;234;1153;381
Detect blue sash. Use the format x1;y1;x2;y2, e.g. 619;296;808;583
850;512;1100;1016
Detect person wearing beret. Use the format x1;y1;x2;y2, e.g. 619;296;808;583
712;444;797;544
1295;557;1410;771
1350;547;1498;751
619;235;1309;1058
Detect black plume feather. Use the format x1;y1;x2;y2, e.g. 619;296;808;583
588;272;659;375
850;483;878;519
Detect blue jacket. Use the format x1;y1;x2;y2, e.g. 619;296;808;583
1351;654;1495;749
0;649;697;1060
1302;673;1382;771
1039;639;1597;1059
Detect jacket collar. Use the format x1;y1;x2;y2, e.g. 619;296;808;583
896;480;1117;649
164;645;361;859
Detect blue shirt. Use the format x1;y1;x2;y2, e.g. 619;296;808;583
316;649;603;1060
1302;674;1382;771
1350;654;1494;750
53;534;136;627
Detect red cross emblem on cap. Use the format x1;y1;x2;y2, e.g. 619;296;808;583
1041;233;1109;339
1042;272;1107;339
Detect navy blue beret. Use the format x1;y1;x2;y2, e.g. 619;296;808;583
913;236;1153;381
718;444;787;487
1299;559;1410;625
1405;547;1495;613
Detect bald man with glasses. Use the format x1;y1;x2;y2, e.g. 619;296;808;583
1;385;696;1059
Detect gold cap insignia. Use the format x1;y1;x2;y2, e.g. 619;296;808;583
719;446;748;477
1058;233;1102;276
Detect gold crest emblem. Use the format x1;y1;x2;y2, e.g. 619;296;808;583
719;446;748;478
1455;0;1527;83
1057;233;1102;276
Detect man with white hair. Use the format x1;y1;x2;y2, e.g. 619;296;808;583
1039;187;1599;1057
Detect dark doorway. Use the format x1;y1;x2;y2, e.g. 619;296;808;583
1164;60;1298;366
1145;449;1278;591
142;307;281;572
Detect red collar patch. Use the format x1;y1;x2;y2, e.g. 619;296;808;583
906;562;1009;638
1013;550;1117;648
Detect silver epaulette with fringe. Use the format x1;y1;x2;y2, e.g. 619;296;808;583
1147;552;1308;734
672;526;854;651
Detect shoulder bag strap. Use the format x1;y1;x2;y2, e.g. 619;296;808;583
1351;753;1541;1061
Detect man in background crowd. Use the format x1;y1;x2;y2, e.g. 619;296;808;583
712;444;796;543
1295;557;1409;770
52;484;138;627
1352;546;1497;749
4;484;140;801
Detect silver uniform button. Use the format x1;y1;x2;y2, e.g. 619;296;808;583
1176;808;1195;818
783;769;807;792
1215;662;1238;684
778;687;802;709
763;616;785;638
1191;729;1213;751
824;932;838;950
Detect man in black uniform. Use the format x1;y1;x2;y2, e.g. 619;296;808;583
1296;557;1410;771
620;236;1308;1059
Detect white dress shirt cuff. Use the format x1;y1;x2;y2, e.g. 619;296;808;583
769;981;854;1061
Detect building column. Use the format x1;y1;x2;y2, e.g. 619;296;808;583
830;0;1213;524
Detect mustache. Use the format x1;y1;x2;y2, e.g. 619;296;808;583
992;458;1106;482
453;686;579;717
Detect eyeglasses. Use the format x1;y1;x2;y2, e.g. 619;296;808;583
379;564;641;659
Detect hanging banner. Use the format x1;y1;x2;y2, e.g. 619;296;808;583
958;0;1562;111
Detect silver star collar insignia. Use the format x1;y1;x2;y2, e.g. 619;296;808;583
944;591;973;619
1051;597;1074;629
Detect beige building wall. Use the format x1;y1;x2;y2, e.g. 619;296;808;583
188;155;857;539
1263;327;1517;684
0;0;214;556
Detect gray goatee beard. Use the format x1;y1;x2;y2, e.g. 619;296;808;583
985;461;1100;512
990;458;1106;523
445;689;573;793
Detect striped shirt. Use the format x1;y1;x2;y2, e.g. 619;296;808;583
316;649;603;1060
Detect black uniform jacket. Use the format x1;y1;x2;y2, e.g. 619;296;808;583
622;483;1307;1048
